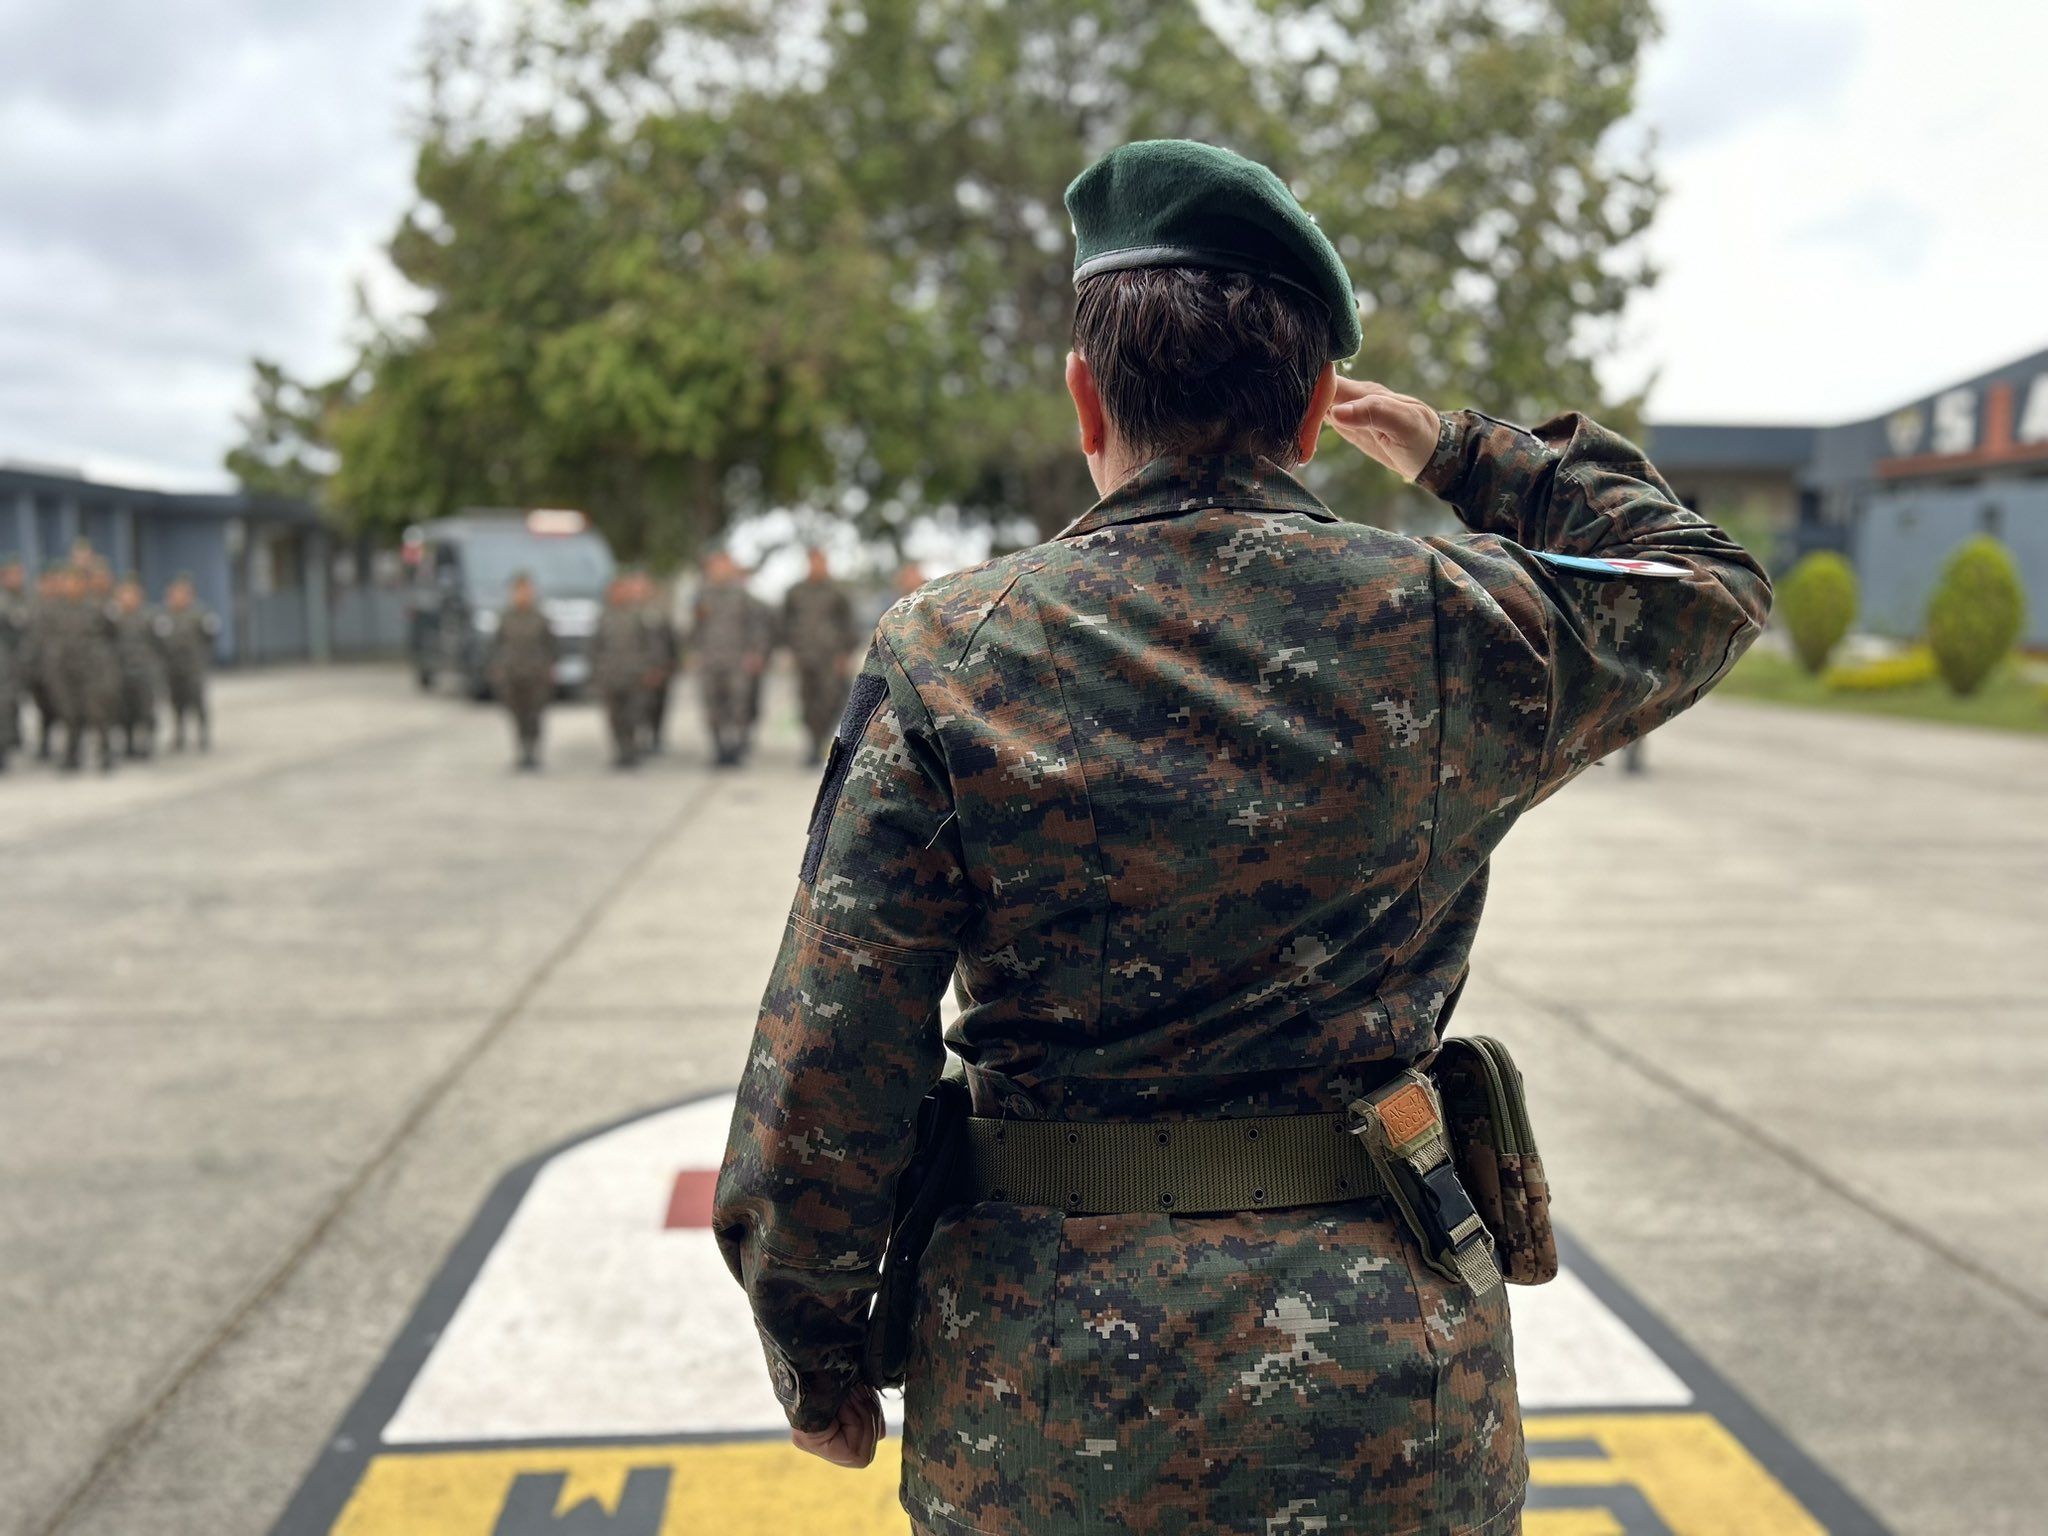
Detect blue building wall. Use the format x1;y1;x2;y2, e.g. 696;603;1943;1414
1855;481;2048;643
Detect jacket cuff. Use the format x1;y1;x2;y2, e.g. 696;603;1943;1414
759;1331;861;1434
1414;410;1465;498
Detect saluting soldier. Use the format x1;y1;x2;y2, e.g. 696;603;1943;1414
112;575;161;759
0;559;24;771
589;573;653;770
780;547;863;765
155;574;220;752
714;141;1771;1535
638;572;682;756
487;571;557;771
690;550;775;767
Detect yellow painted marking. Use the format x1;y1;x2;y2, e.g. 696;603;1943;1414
329;1415;1832;1534
1525;1514;1626;1536
333;1440;908;1535
1528;1415;1829;1536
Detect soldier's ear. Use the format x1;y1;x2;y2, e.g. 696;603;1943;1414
1294;363;1339;466
1065;351;1107;458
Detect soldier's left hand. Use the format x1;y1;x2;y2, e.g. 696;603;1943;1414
791;1384;885;1468
1324;377;1441;481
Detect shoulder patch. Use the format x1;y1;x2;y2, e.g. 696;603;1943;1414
799;673;891;885
1534;552;1689;580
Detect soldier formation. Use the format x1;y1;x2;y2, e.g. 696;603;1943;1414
493;549;861;774
0;546;217;776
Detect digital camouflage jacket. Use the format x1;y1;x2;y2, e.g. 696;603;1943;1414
715;411;1770;1536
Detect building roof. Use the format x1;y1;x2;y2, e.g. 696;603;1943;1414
1642;423;1818;474
1648;341;2048;490
0;465;320;526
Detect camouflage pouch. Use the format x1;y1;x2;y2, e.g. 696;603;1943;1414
1432;1036;1558;1286
862;1075;971;1390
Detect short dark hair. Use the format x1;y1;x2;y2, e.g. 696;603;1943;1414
1072;266;1329;463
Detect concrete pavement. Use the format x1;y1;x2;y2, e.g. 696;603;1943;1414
0;666;2042;1534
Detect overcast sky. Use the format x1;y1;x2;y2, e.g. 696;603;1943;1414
5;0;2047;489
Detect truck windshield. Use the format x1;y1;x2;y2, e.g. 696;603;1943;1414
461;530;614;600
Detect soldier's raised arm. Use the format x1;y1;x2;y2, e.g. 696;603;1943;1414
713;630;970;1439
1330;383;1771;801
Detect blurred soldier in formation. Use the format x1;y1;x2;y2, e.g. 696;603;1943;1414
487;571;556;772
638;572;682;756
781;547;862;765
49;554;121;773
156;574;219;752
21;564;65;761
0;559;24;771
691;550;775;767
112;575;162;760
590;572;654;769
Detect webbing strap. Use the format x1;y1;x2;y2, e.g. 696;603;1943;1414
960;1113;1386;1216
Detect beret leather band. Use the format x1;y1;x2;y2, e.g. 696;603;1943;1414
1072;244;1328;307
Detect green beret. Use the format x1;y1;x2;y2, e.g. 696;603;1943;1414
1066;139;1362;359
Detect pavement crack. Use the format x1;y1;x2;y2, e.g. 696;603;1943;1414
1488;966;2048;1325
26;775;727;1536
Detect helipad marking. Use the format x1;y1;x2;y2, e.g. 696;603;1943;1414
276;1093;1890;1535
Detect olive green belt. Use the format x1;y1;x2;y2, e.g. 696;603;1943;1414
960;1112;1387;1216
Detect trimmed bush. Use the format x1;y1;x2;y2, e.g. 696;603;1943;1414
1777;551;1858;674
1825;646;1937;692
1926;536;2026;696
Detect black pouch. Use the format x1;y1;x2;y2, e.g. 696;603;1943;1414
1432;1035;1558;1285
862;1075;971;1389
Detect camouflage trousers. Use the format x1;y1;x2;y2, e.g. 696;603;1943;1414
599;683;644;763
500;677;550;753
794;658;850;749
900;1198;1525;1536
698;663;757;757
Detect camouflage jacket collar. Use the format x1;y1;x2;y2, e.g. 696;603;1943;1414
1056;453;1337;540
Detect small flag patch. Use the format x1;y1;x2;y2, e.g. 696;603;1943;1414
1535;552;1689;579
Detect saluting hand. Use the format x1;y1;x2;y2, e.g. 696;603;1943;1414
1324;378;1442;482
792;1384;885;1468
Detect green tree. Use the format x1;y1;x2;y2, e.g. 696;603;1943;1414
263;0;1662;556
1776;550;1858;675
1926;536;2026;696
224;358;345;504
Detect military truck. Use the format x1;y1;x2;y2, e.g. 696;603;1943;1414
404;510;615;699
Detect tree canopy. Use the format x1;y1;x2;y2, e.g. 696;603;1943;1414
230;0;1662;562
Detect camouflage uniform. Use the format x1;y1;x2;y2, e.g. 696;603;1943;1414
641;600;682;754
691;583;776;765
488;605;557;769
50;593;122;772
0;580;23;768
715;411;1769;1536
156;605;220;751
113;603;162;758
781;573;864;761
590;598;654;768
21;586;59;760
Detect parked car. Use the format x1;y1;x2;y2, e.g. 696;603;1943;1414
404;509;615;698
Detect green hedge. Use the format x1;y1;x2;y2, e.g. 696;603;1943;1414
1776;551;1858;674
1926;536;2026;696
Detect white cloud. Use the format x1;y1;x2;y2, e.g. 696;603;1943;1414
4;0;2045;484
1613;0;2048;425
0;0;433;488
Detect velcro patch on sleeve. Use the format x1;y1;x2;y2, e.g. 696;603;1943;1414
1535;552;1689;580
799;672;891;885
